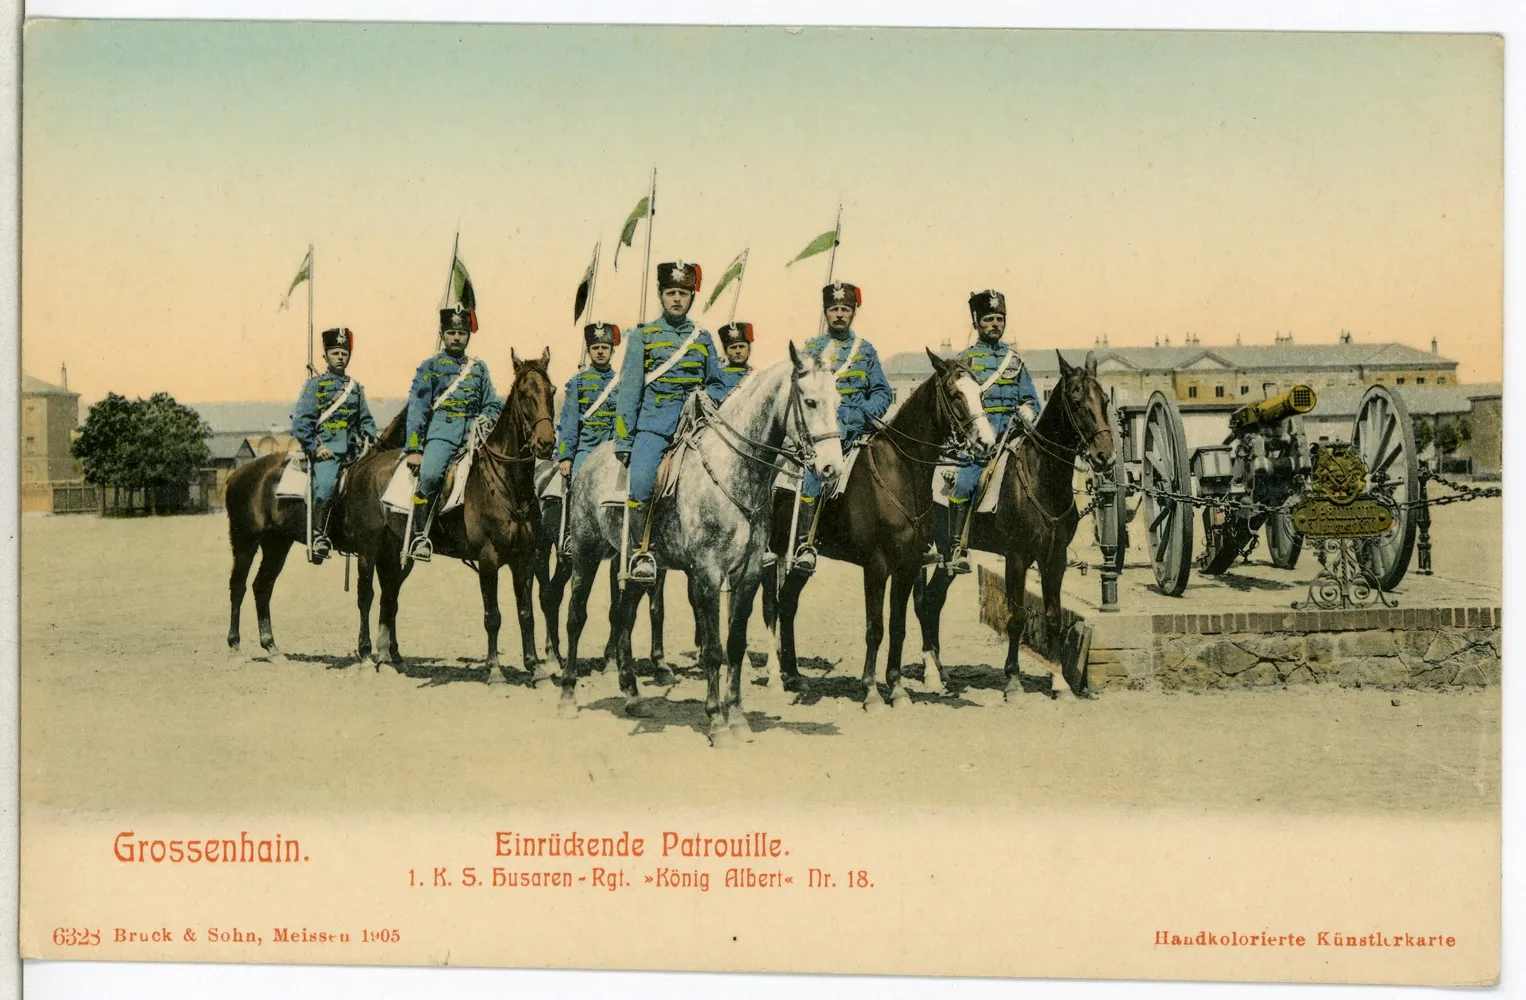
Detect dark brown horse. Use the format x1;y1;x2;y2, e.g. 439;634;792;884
763;351;996;711
223;407;406;660
914;350;1114;700
339;348;557;679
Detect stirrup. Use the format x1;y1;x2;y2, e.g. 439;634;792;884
628;550;658;585
947;549;972;575
409;535;433;563
789;544;818;577
309;535;332;563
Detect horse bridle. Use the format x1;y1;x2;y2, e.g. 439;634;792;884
1020;370;1111;473
477;370;555;466
874;364;982;461
689;366;836;477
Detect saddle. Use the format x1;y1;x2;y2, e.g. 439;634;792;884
774;435;868;503
599;393;700;508
931;446;1012;516
380;447;475;517
274;452;308;499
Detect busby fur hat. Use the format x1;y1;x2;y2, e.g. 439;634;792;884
717;322;754;346
440;305;476;334
969;289;1007;323
583;322;621;348
656;260;702;293
823;281;862;310
321;327;355;352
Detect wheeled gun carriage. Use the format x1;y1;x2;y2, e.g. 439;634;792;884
1094;382;1419;599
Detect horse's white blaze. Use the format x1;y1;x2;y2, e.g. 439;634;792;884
955;372;997;449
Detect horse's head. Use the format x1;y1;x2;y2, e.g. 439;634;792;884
926;349;997;461
1054;350;1115;472
788;341;845;485
508;347;557;460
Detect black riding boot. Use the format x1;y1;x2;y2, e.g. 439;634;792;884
626;501;657;585
309;498;332;563
947;501;972;575
542;495;564;550
790;496;820;577
408;496;433;562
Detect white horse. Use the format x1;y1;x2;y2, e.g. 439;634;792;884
557;344;844;747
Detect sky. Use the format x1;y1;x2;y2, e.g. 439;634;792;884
21;22;1503;405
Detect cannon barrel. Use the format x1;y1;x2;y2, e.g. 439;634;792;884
1228;385;1317;435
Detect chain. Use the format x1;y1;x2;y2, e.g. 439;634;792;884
1420;468;1502;506
1105;471;1499;518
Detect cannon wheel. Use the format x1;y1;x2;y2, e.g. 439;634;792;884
1265;508;1303;569
1141;391;1192;596
1350;384;1418;590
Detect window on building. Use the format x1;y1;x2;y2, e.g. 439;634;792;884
1214;385;1224;398
1043;388;1050;400
1240;385;1249;395
1417;377;1426;385
1187;386;1198;399
1437;376;1446;384
1396;377;1406;385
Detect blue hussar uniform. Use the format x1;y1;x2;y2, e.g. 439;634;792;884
556;323;621;477
943;289;1041;573
790;281;893;574
402;266;502;561
706;321;756;405
291;326;377;562
613;260;723;583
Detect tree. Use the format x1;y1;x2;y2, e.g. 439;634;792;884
1413;417;1434;455
72;392;211;513
1435;418;1464;458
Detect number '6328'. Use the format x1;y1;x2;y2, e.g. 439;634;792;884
52;927;101;946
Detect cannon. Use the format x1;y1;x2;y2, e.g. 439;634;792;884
1129;383;1417;597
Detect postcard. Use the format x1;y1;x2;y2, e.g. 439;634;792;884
17;20;1502;988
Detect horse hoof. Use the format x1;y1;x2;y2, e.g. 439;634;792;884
652;668;678;688
709;724;738;750
1003;683;1024;705
863;693;885;714
556;695;578;720
891;687;913;709
267;651;288;665
530;668;557;689
728;718;754;743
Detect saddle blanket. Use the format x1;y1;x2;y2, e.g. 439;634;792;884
774;440;866;502
274;452;308;499
598;451;682;508
535;459;563;501
931;448;1011;515
381;448;474;517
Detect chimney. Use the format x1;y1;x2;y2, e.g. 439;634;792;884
938;337;952;355
1431;337;1438;355
60;363;67;391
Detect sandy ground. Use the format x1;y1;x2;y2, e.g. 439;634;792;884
21;511;1500;818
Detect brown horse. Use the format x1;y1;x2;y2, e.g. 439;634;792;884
763;351;996;711
914;350;1114;700
222;408;405;660
339;348;557;679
